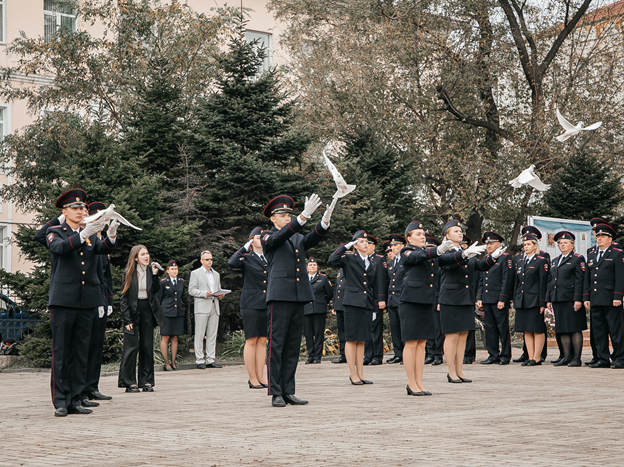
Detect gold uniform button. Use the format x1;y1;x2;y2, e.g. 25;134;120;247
295;249;299;253
431;274;434;277
81;281;85;285
264;271;267;274
430;284;433;287
175;299;177;301
485;290;488;292
82;271;86;275
363;291;366;294
263;290;266;293
363;282;366;285
296;268;299;272
465;275;468;278
296;278;299;281
81;262;85;265
297;259;300;262
554;286;556;289
174;305;177;307
465;285;469;288
594;289;597;291
263;280;266;283
80;252;83;256
392;292;395;294
465;265;468;268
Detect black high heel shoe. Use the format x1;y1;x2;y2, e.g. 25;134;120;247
350;376;364;386
458;376;472;383
171;363;179;371
248;380;263;389
406;385;425;396
259;382;268;388
447;374;462;383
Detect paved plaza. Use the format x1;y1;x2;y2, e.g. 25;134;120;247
1;349;623;466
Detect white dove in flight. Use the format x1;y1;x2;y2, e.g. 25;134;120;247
509;165;550;192
322;143;356;199
83;204;143;230
555;106;602;142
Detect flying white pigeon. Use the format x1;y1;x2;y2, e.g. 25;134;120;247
83;204;143;230
322;143;356;199
509;165;550;192
555;106;602;142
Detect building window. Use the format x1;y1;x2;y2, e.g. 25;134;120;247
0;226;7;271
245;30;273;71
44;0;78;41
0;0;5;43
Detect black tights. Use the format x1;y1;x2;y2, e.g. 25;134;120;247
559;332;583;361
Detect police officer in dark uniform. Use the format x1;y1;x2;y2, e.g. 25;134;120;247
46;189;117;417
303;258;333;364
261;194;336;407
383;240;394;263
583;223;624;368
461;234;477;364
364;235;388;365
476;231;512;365
331;268;347;364
425;233;444;365
385;233;406;364
157;260;186;371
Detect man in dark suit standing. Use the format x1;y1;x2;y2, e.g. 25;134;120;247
385;233;406;364
303;258;333;364
46;189;117;417
364;235;388;365
262;194;336;407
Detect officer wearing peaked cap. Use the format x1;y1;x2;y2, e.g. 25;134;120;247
157;260;186;372
385;233;406;364
363;234;388;366
261;194;337;407
46;189;117;417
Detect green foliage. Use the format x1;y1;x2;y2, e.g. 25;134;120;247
18;316;53;368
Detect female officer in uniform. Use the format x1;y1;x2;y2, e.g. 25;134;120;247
438;220;504;383
329;231;381;385
546;231;586;367
303;258;333;364
399;221;450;395
511;234;549;366
158;260;185;371
228;227;269;389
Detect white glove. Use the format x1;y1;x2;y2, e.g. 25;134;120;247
98;306;105;318
436;238;454;255
80;217;107;241
322;198;338;225
463;242;487;259
57;214;66;224
107;306;113;316
301;193;322;219
243;239;253;251
491;245;507;259
345;240;357;250
107;219;120;238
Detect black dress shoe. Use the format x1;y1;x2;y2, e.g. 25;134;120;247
206;362;222;368
272;396;286;407
196;363;206;369
526;359;541;366
513;354;529;363
248;380;263;389
463;357;473;364
498;360;510;365
171;363;179;371
81;399;99;407
585;358;598;366
567;358;582;367
125;385;140;393
54;407;68;417
424;356;434;365
406;385;425;396
521;360;531;366
142;384;154;392
164;366;174;371
550;356;564;364
88;391;112;401
480;357;500;365
447;374;462;383
423;391;432;395
350;376;364;386
386;356;402;364
589;361;610;368
553;358;572;367
68;406;93;415
284;394;308;405
305;358;314;364
313;359;321;364
370;358;382;365
458;376;472;383
332;356;347;364
611;362;624;369
432;357;443;366
363;359;371;366
360;379;373;385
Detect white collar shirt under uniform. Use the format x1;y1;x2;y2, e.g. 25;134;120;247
202;266;218;293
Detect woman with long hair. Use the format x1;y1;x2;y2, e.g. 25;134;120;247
158;260;186;371
118;245;166;392
228;227;269;389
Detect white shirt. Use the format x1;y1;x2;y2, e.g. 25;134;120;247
203;266;217;293
137;264;148;299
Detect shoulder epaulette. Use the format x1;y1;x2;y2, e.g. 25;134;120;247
320;273;327;276
161;278;167;282
179;278;185;281
536;255;544;259
50;225;63;229
573;253;580;257
514;252;522;257
614;248;622;252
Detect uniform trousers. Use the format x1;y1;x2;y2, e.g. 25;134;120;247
194;308;219;364
303;313;326;361
464;331;476;361
591;305;624;364
335;310;346;357
84;313;107;396
50;306;96;409
267;301;305;396
364;310;383;362
483;303;511;362
387;304;404;358
118;300;156;388
426;309;444;358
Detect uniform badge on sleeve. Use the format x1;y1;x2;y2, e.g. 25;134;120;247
581;262;586;271
47;233;54;243
404;251;412;257
544;263;548;271
263;233;271;242
508;259;512;268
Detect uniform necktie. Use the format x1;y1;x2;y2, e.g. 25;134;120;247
365;256;370;270
558;255;565;267
260;254;266;263
172;278;176;286
598;250;604;262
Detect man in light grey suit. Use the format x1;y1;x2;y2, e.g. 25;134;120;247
189;250;225;369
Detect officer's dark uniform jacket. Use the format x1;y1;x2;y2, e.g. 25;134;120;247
477;253;512;304
35;216;62;246
438;249;496;306
387;255;406;307
583;244;624;306
304;273;333;315
328;245;380;309
228;248;269;309
333;268;345;311
261;218;328;303
46;223;115;309
120;267;166;330
399;244;439;304
510;254;548;308
158;276;186;318
546;253;585;303
370;254;388;303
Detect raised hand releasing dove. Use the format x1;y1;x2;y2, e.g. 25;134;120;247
555;106;602;142
509;165;550;192
322;143;356;199
83;204;142;231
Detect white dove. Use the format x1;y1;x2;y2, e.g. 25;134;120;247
322;143;356;199
83;204;143;230
509;165;550;192
555;106;602;142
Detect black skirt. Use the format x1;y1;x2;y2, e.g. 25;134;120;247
160;316;184;336
514;307;546;333
399;302;436;341
343;305;372;342
552;301;587;333
241;308;268;339
439;304;475;334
